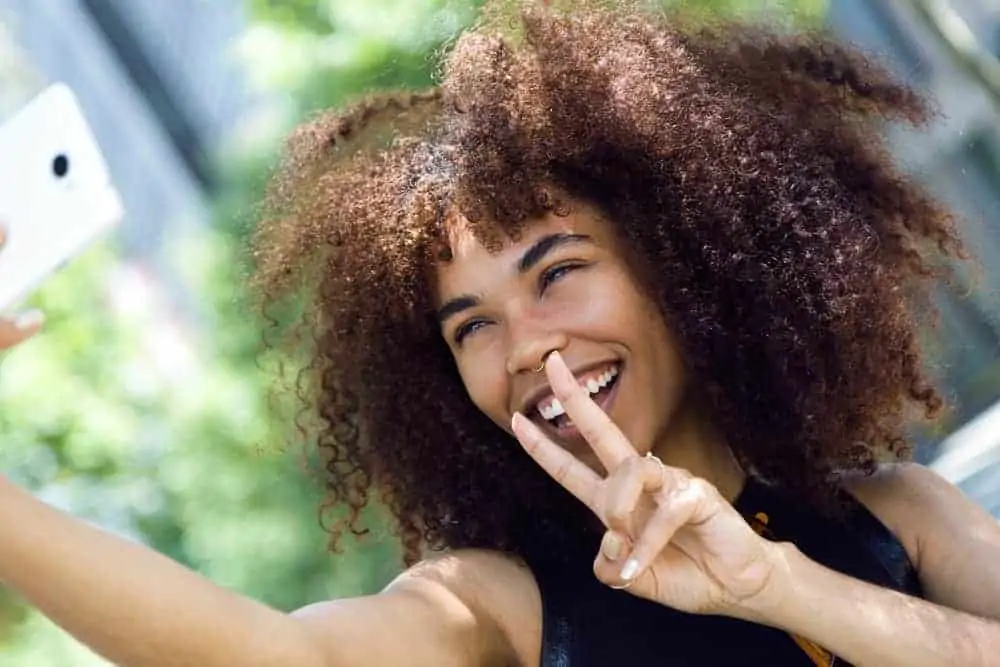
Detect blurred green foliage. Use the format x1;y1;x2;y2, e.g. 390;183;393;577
1;0;826;663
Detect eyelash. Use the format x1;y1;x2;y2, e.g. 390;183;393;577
453;319;487;344
539;262;582;290
452;262;586;344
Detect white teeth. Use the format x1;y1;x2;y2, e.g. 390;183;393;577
539;398;565;421
534;363;620;423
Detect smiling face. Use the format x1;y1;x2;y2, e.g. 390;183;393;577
434;201;689;470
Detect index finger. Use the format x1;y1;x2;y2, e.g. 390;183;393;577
545;351;636;471
512;412;603;513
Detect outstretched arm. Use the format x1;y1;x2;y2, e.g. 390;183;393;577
0;475;322;665
0;475;519;667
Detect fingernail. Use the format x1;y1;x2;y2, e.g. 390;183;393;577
620;558;639;581
13;310;44;330
603;533;622;561
512;412;537;435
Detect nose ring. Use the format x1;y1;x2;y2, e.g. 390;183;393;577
533;349;557;373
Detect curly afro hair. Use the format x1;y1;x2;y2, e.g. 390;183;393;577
252;1;965;567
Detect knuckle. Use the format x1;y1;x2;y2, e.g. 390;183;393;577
687;477;716;499
604;502;630;528
553;459;573;483
617;455;642;477
643;456;665;482
669;477;715;510
660;465;687;485
606;461;637;492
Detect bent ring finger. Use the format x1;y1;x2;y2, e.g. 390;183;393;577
602;453;667;536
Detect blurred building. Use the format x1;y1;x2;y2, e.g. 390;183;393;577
830;0;1000;515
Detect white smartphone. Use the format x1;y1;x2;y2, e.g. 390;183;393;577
0;83;124;311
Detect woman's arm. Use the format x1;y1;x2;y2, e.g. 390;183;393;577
754;540;999;666
510;357;1000;664
0;475;523;667
742;463;1000;667
848;462;1000;619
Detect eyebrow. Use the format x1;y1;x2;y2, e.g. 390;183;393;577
435;232;592;324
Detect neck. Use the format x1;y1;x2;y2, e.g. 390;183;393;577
650;398;745;502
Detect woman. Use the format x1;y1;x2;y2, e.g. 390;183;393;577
2;2;999;665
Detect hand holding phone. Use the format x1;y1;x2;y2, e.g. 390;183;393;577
0;83;124;313
0;225;44;350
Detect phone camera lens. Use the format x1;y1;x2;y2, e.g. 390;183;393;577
52;154;69;178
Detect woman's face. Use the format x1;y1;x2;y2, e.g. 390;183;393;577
434;202;688;471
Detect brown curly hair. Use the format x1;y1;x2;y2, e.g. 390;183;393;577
252;1;965;568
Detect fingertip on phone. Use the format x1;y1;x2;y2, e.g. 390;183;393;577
12;309;44;330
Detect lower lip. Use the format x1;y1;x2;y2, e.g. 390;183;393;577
539;365;623;446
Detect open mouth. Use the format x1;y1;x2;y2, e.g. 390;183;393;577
531;362;622;440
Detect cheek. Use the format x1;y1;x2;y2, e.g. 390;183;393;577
457;357;510;425
552;272;634;330
645;310;689;392
611;277;687;382
572;270;655;335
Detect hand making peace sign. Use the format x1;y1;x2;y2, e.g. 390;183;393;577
511;351;781;617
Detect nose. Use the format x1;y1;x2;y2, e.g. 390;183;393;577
505;321;569;376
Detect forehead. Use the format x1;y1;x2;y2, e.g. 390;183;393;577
434;203;613;302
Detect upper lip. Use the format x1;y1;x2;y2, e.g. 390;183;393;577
515;358;622;416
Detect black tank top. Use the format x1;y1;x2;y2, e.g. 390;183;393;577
528;476;922;667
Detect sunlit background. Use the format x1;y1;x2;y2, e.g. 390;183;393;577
0;0;998;663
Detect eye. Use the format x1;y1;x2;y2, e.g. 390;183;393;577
539;262;585;292
454;318;490;345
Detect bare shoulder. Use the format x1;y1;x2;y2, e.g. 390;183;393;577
292;548;542;667
840;461;949;506
841;462;1000;618
400;548;543;662
840;461;992;570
